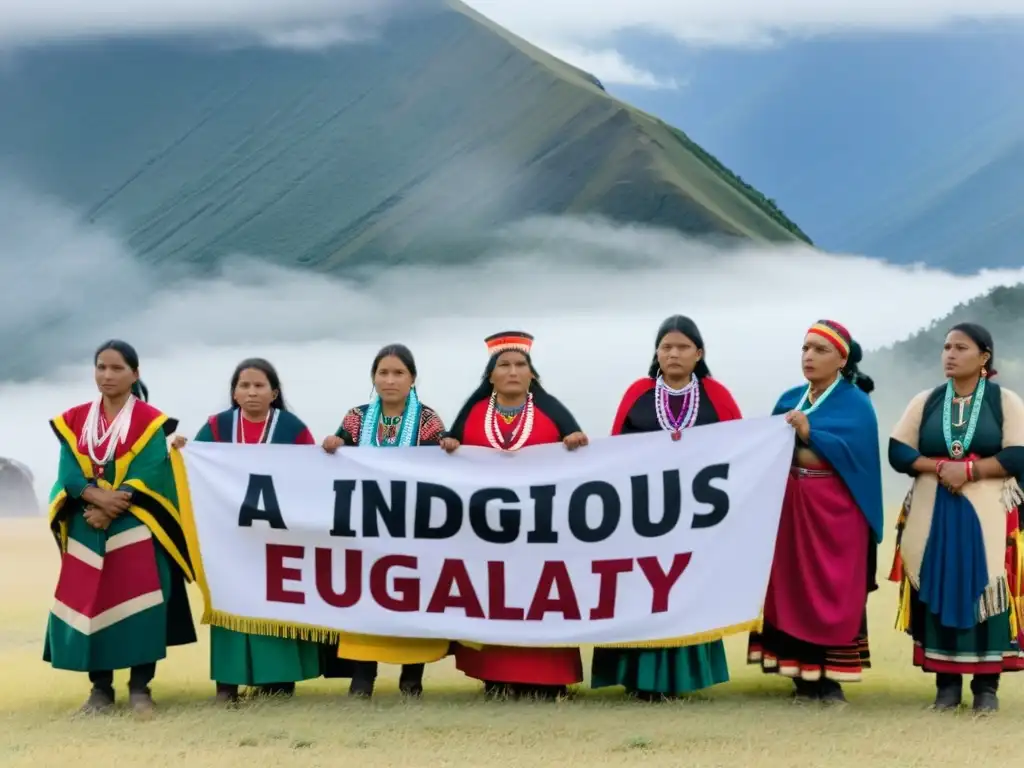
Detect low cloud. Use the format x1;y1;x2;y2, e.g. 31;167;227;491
0;0;423;48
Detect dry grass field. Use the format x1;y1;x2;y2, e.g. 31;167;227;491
1;517;1018;767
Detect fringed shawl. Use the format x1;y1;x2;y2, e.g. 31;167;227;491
891;384;1024;625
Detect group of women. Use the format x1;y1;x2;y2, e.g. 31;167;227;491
42;315;1024;717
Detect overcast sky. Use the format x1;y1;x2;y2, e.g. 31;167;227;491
1;0;1022;86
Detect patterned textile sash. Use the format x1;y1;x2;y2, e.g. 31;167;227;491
793;467;834;479
51;515;164;636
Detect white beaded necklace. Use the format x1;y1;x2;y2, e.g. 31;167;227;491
233;408;278;444
654;374;700;437
484;392;534;451
80;394;137;466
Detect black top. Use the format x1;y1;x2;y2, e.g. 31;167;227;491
619;380;721;434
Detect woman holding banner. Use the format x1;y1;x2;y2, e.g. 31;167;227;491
440;330;589;699
173;358;322;703
590;315;741;701
746;320;883;704
888;323;1024;713
321;343;450;699
45;340;196;716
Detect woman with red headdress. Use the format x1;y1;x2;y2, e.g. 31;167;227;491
590;315;742;700
439;330;588;699
747;320;883;704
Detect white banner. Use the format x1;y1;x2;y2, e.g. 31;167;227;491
177;416;794;646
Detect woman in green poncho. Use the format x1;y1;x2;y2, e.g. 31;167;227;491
173;357;322;702
45;339;196;716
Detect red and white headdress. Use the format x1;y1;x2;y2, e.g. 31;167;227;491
807;320;851;359
484;330;534;357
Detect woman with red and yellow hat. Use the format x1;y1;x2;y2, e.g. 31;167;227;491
440;330;588;699
746;320;883;704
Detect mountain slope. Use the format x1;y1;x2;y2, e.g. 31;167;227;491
0;0;808;274
618;23;1024;269
853;139;1023;270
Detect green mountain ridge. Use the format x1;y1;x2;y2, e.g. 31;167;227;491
0;0;809;275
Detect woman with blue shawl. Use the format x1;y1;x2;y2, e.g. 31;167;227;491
320;344;449;699
747;320;883;704
888;323;1024;713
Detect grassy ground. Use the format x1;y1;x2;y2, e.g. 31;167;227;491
1;518;1018;767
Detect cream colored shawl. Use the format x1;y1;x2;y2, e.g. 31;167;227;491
891;385;1024;621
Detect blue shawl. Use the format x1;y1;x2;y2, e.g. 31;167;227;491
775;378;885;542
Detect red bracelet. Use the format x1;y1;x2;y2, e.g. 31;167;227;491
966;461;975;482
935;460;946;475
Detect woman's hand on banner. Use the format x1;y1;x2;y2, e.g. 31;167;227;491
171;435;188;450
322;435;344;454
440;437;460;453
784;410;810;442
563;431;589;451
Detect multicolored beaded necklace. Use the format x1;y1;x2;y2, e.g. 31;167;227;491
359;388;421;447
654;374;699;441
484;392;534;451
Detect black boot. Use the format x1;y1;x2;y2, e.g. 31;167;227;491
349;661;376;699
214;683;239;703
818;678;847;704
398;664;424;697
933;672;963;711
80;682;115;713
970;673;999;713
792;678;819;702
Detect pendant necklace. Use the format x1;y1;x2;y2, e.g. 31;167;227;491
654;374;699;441
943;378;985;459
378;413;403;445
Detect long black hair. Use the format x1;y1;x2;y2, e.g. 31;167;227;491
648;315;711;379
949;322;997;377
94;339;148;401
371;343;418;379
230;358;287;411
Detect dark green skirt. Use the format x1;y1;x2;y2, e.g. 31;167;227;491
210;627;323;686
591;640;729;695
910;588;1024;674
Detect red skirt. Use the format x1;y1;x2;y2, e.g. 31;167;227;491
454;643;583;685
764;467;869;647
